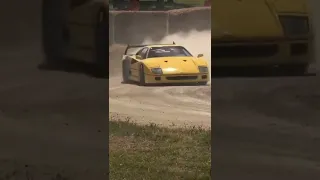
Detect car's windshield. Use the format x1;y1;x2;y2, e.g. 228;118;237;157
147;46;192;58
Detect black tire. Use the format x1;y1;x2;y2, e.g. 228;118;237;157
41;0;69;68
122;60;130;83
139;64;146;86
94;8;108;77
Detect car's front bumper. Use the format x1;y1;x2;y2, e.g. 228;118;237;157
144;73;209;84
212;39;314;67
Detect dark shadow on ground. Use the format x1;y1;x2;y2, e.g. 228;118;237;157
38;59;108;79
122;81;209;87
211;67;316;78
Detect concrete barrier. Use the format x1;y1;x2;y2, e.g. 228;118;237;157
109;7;211;45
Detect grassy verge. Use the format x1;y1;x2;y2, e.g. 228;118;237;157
109;120;211;180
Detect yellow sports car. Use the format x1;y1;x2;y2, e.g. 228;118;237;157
122;43;209;86
212;0;314;74
42;0;108;76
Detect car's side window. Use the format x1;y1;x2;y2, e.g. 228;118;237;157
136;48;144;57
136;48;148;60
141;48;149;59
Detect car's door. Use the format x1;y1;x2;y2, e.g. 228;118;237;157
130;47;148;78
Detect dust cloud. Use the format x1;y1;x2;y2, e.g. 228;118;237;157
142;30;212;79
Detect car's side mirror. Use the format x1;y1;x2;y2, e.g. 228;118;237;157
197;54;204;58
136;55;142;59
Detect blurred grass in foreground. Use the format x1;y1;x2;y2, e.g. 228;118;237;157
109;118;211;180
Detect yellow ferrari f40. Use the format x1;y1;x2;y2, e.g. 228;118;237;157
122;43;210;86
212;0;314;74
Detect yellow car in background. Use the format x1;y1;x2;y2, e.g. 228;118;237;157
212;0;314;74
122;43;209;86
42;0;108;76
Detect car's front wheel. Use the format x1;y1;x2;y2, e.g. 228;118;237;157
122;60;130;83
139;64;146;86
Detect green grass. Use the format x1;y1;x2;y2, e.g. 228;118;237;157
109;119;211;180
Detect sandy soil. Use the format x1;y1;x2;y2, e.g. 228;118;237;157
212;74;320;179
0;50;108;179
109;76;211;128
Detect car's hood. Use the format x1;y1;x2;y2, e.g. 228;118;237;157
212;0;309;41
143;57;208;74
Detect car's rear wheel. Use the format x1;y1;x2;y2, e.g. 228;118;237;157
122;60;130;83
139;64;146;86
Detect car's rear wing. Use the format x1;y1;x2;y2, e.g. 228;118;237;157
124;45;147;56
123;42;176;56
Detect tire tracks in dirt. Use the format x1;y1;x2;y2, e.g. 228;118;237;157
212;75;320;179
109;76;211;128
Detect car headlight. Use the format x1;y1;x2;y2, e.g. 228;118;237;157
151;68;163;75
278;15;310;37
198;66;208;73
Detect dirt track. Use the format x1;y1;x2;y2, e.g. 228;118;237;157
212;75;320;179
109;77;211;128
0;57;108;179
